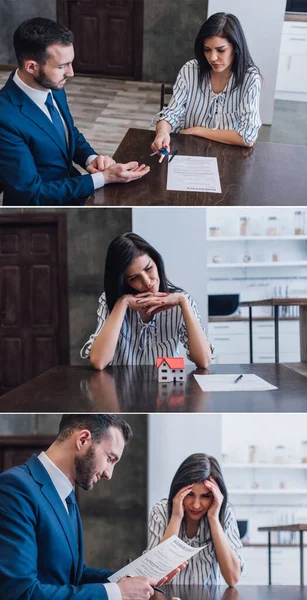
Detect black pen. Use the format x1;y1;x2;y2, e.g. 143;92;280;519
152;585;166;594
169;149;178;163
234;374;243;384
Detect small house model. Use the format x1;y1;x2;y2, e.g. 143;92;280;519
156;357;185;383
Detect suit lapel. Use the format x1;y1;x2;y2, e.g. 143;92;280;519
26;455;80;582
20;98;69;160
6;74;69;162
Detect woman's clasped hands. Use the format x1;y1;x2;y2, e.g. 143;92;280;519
134;291;186;316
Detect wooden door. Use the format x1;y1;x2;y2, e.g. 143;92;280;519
0;435;56;472
57;0;143;79
0;214;69;395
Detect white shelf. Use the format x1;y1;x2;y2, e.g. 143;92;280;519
229;489;307;495
223;463;307;469
207;236;307;242
207;261;307;268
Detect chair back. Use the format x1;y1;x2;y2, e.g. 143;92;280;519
160;83;173;112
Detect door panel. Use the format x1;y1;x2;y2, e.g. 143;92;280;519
58;0;143;79
0;215;69;395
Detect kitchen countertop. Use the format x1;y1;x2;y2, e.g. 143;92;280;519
285;12;307;21
209;316;299;323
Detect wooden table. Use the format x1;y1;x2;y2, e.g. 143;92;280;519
87;128;307;206
155;585;307;599
1;363;307;413
240;299;307;363
258;524;307;585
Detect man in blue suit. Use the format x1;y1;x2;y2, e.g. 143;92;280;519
0;18;150;206
0;414;173;600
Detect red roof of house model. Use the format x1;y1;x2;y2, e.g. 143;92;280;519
156;357;185;369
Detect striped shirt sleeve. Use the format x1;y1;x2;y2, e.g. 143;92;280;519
80;294;109;359
147;501;168;551
160;64;189;131
179;294;214;359
236;71;262;144
224;504;246;574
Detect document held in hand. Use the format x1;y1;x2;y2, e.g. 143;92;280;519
108;535;208;582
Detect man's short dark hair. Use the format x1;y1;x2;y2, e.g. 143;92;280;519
56;414;133;445
14;17;74;67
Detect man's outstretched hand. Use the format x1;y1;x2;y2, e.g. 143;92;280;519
103;162;150;184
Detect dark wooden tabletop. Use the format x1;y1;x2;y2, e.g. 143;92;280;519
87;128;307;206
240;298;307;307
1;363;307;413
259;524;307;532
153;585;307;600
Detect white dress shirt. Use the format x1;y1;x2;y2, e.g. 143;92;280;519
13;70;105;190
38;452;121;600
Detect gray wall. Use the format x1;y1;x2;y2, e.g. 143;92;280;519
143;0;208;82
0;0;56;65
0;414;148;569
0;0;207;82
65;208;132;365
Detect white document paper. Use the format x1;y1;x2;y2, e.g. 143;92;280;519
108;535;207;582
167;155;221;193
193;374;277;392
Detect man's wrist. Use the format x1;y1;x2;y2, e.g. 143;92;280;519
86;154;98;167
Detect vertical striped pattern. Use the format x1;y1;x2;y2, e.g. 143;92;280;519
161;60;261;144
147;499;245;585
80;291;211;365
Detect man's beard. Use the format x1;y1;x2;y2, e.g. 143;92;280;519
74;446;98;491
33;65;66;91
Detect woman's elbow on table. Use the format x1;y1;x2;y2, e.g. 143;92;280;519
194;349;212;369
225;573;240;587
90;351;107;371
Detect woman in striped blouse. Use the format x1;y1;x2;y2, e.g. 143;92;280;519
147;454;244;586
80;233;212;369
152;12;261;152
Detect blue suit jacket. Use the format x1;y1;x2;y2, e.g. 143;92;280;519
0;73;97;206
0;455;114;599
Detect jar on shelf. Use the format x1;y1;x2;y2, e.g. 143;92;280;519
248;445;257;463
274;445;285;464
209;226;220;237
294;211;305;236
301;441;307;463
267;216;278;236
240;217;249;236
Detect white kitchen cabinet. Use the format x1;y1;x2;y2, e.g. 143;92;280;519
208;320;300;364
276;20;307;100
240;546;307;585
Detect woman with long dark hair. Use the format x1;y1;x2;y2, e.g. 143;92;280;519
80;233;212;370
152;12;261;151
147;454;244;586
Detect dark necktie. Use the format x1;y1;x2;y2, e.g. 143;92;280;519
45;92;67;150
66;490;79;545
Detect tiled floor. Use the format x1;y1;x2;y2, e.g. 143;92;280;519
0;71;306;204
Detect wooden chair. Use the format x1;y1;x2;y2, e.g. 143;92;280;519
159;83;173;112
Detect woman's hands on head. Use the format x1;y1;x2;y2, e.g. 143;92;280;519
171;485;194;520
205;477;224;521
